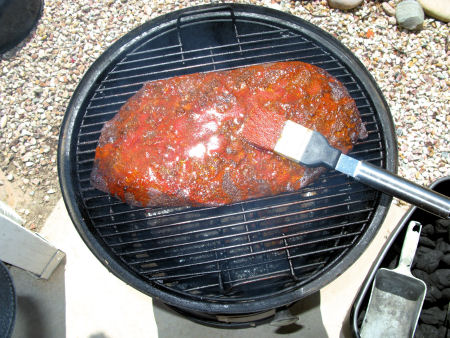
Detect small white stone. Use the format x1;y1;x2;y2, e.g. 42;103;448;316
0;115;7;129
6;174;13;181
44;195;50;202
396;0;425;30
382;2;396;16
327;0;363;10
418;0;450;22
47;188;56;194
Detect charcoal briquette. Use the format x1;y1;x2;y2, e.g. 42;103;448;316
420;306;446;326
414;325;425;338
416;324;439;337
437;326;447;337
422;223;435;237
442;254;450;267
419;236;436;248
413;269;433;287
425;285;442;303
414;248;443;273
441;288;450;301
436;238;450;254
435;219;450;236
431;269;450;289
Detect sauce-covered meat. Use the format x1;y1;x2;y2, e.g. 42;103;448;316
91;61;367;207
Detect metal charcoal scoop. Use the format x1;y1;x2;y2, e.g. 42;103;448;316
360;221;426;338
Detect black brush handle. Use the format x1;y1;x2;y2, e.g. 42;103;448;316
336;154;450;219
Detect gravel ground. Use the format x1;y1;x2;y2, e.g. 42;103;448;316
0;0;448;230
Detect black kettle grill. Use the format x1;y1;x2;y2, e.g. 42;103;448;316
58;4;397;327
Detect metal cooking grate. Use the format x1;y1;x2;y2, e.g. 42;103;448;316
74;6;386;301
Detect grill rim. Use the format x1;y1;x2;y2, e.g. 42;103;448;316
58;3;397;314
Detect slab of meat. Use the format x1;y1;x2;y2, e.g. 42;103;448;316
90;61;368;207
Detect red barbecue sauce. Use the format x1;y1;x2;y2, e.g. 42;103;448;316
91;61;367;207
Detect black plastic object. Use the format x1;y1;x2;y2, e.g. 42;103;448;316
0;0;42;54
0;261;16;338
351;176;450;337
58;4;397;317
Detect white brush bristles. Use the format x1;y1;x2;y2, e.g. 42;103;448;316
273;120;313;162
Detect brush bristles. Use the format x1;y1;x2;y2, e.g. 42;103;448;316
241;110;286;151
274;120;313;162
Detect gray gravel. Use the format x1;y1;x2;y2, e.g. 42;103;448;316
0;0;448;230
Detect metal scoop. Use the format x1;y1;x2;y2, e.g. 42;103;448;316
360;221;426;338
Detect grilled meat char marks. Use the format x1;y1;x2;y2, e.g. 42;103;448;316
91;61;367;207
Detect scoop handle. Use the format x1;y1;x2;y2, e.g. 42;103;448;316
396;221;422;274
336;154;450;219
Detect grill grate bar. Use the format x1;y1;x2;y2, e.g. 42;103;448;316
75;126;381;153
110;205;370;258
122;216;369;263
78;110;374;138
112;35;311;72
138;231;359;275
183;260;325;287
183;274;303;293
78;171;349;207
86;69;359;112
102;45;323;84
159;263;323;292
95;47;330;90
179;244;350;293
150;256;325;283
78;94;373;135
85;63;358;111
86;179;366;218
95;185;371;231
126;43;182;57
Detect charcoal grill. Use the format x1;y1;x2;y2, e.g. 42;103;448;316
58;4;397;326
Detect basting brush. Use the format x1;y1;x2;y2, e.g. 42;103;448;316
241;110;450;219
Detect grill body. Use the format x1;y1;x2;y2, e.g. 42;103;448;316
58;4;397;317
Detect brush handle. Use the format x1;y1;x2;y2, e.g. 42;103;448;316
336;154;450;219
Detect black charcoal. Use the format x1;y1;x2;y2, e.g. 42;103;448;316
431;269;450;289
413;269;433;287
442;254;450;267
435;219;450;236
436;238;450;254
414;247;443;273
437;326;446;337
417;324;439;337
422;223;435;237
420;306;446;326
425;285;442;303
419;236;436;248
414;325;425;338
441;288;450;301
